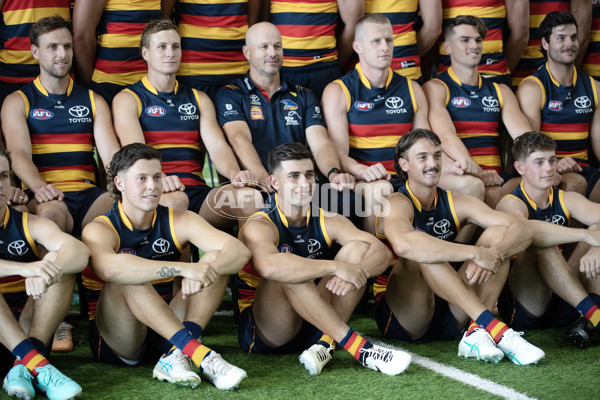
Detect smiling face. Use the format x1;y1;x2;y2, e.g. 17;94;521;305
31;27;72;79
243;22;283;79
0;156;10;209
398;138;443;188
515;150;557;191
114;158;163;213
542;24;578;66
270;158;315;210
353;21;394;70
142;29;182;76
444;24;483;68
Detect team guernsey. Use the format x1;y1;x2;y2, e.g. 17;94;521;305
0;0;71;87
216;73;325;168
235;194;335;313
365;0;421;81
0;206;40;295
175;0;249;88
505;182;570;225
334;63;417;175
435;67;503;172
82;202;184;319
522;63;598;166
123;76;206;188
17;77;98;193
583;0;600;81
439;0;509;78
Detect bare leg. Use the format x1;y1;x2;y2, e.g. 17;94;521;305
29;200;73;233
355;180;393;235
81;193;114;228
200;185;263;230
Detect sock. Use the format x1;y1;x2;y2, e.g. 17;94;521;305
475;310;509;344
465;320;480;337
316;334;337;351
169;328;211;369
339;328;373;363
29;337;50;358
183;321;203;338
576;296;600;332
11;339;49;377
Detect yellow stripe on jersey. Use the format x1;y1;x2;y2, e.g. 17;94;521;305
22;213;40;258
542;131;588;141
493;82;504;108
98;33;143;48
349;136;400;149
590;76;599;107
557;190;571;221
443;6;505;19
32;143;94;154
319;211;332;247
123;89;143;118
105;0;157;11
180;0;246;3
281;55;338;68
178;62;249;76
393;66;421;80
92;70;147;87
394;32;418;47
408;79;417;112
97;215;121;250
191;88;202;113
365;0;417;13
39;170;96;184
282;35;335;50
2;7;70;25
179;24;247;40
0;50;40;65
271;1;337;13
81;275;103;291
472;155;501;168
0;280;26;294
446;191;461;233
17;91;30;118
457;132;500;138
168;208;184;254
89;90;97;119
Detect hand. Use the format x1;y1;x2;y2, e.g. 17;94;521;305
465;262;494;285
180;278;203;299
472;246;502;274
22;259;62;285
553;172;562;187
184;262;218;288
447;158;480;176
25;276;50;300
556;157;582;174
230;170;257;188
580;247;600;280
585;231;600;247
7;187;28;205
161;174;185;193
333;262;367;290
358;164;391;182
34;184;64;203
325;275;356;296
478;170;504;187
329;172;355;191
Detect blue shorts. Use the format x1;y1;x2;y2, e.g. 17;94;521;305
375;294;466;342
63;187;107;235
238;306;321;354
1;291;28;318
90;81;125;107
280;61;341;100
580;166;600;197
497;284;580;330
185;184;213;213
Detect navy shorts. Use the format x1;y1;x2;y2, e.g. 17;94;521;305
579;166;600;197
375;294;466;342
62;187;107;235
185;184;213;213
497;284;580;330
238;306;321;354
1;291;28;318
280;61;341;100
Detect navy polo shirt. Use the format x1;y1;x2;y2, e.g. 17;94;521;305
215;73;325;168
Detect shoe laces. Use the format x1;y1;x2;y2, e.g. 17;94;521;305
54;322;72;341
169;350;193;369
37;366;69;389
203;354;232;376
502;330;527;349
360;347;393;363
313;346;332;362
14;365;32;381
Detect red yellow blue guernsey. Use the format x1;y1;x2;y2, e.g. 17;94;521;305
0;0;71;86
582;0;600;81
270;0;338;69
0;206;40;295
439;0;509;77
82;201;184;319
123;76;206;187
365;0;421;81
334;63;417;175
235;194;335;313
512;0;569;87
175;0;249;87
91;0;160;88
17;77;98;192
435;67;504;172
505;181;570;225
522;63;598;166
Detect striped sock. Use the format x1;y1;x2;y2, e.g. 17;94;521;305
475;310;509;344
576;296;600;333
183;321;203;338
316;334;336;351
11;339;49;377
169;328;212;369
339;328;373;363
465;320;480;337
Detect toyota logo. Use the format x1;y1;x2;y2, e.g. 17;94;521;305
68;105;90;117
482;96;498;107
152;238;170;254
249;94;260;103
7;240;28;256
178;103;196;115
307;239;321;254
574;96;592;109
433;219;451;234
550;215;566;226
385;97;404;109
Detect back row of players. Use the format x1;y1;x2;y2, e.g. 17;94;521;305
2;10;600;400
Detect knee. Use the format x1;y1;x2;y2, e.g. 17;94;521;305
476;225;508;247
560;174;587;195
35;203;67;229
159;191;189;211
335;240;370;264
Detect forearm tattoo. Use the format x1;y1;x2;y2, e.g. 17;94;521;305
157;266;180;278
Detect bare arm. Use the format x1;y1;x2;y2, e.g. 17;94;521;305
72;0;106;85
417;0;442;57
411;81;430;129
306;124;355;190
503;0;530;73
92;93;120;170
516;78;543;131
590;80;600;160
222;120;269;181
571;0;592;66
161;0;177;19
247;0;262;25
337;0;364;68
498;84;532;139
111;90;146;145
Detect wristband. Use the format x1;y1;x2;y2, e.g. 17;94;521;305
327;167;342;178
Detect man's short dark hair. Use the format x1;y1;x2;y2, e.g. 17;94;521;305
393;129;441;180
0;147;12;170
512;131;557;162
268;142;315;175
30;15;72;47
140;19;179;50
539;11;578;58
443;15;487;41
108;143;162;201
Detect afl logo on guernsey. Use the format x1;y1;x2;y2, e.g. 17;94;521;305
279;244;292;253
354;101;374;111
452;97;471;108
118;248;137;255
548;101;563;111
145;106;166;117
30;109;54;120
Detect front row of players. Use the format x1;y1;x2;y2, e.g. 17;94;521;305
3;130;600;398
